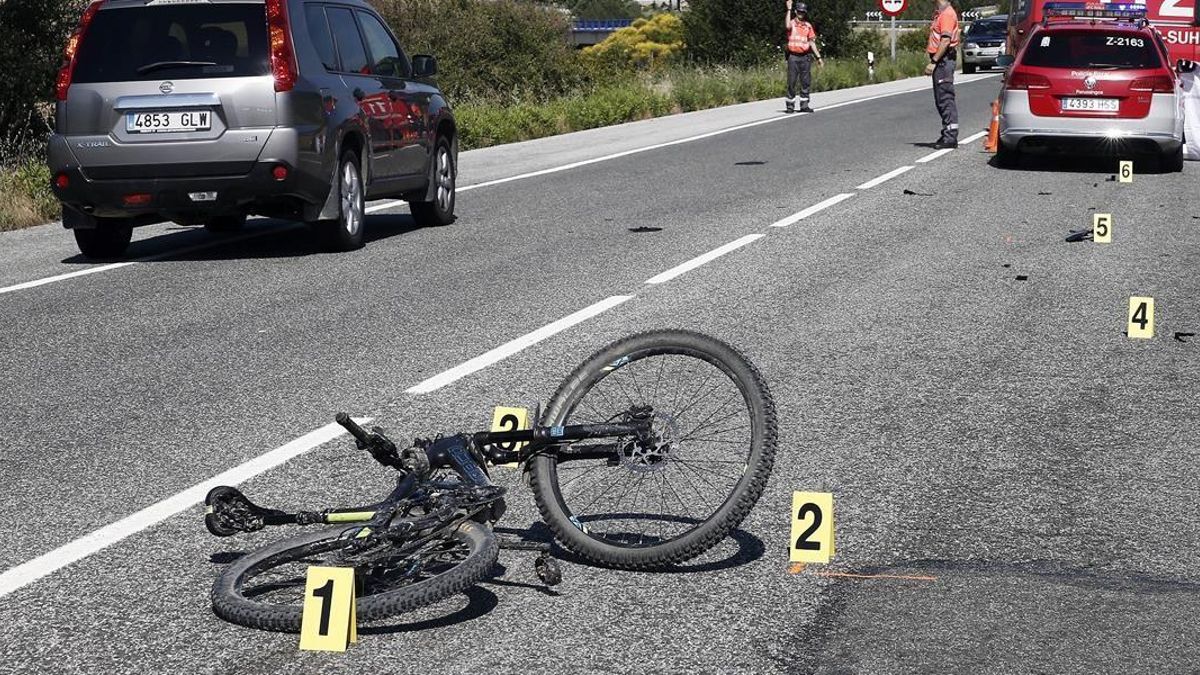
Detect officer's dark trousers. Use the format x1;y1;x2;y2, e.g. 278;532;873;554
787;52;812;109
933;57;958;142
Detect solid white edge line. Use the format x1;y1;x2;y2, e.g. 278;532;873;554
406;295;634;394
770;193;855;228
961;130;988;145
644;233;765;285
0;222;300;297
856;165;915;190
917;148;955;163
0;418;370;600
0;262;137;295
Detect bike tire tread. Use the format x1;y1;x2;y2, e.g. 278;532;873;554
530;329;777;571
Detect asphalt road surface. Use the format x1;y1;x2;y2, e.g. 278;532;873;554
1;73;1198;674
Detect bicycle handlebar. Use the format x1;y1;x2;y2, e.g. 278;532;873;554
335;412;373;448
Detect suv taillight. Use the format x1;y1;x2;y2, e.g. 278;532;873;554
265;0;298;92
1007;71;1051;90
55;1;103;102
1130;75;1174;93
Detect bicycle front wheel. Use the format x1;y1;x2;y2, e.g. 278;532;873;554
211;520;498;632
530;330;777;570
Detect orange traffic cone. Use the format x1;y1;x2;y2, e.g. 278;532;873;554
984;100;1000;153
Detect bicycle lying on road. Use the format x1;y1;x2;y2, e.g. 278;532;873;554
204;330;777;632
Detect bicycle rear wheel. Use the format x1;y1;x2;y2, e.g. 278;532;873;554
211;520;497;632
530;330;777;570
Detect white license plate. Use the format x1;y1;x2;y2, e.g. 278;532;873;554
1061;98;1119;112
126;110;212;133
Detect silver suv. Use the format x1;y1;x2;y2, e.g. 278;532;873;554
48;0;457;258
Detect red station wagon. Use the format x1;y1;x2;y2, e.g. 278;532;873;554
996;3;1186;170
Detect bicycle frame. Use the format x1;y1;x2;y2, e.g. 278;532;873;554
206;417;655;534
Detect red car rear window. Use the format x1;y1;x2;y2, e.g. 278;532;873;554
1020;30;1163;70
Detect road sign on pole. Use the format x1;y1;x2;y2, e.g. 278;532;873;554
879;0;906;17
879;0;906;60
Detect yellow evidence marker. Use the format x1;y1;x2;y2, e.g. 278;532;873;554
490;406;529;468
1093;214;1112;243
790;492;834;564
1128;297;1155;340
1119;160;1134;183
299;566;357;652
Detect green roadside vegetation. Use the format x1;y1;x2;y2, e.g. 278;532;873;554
457;54;929;149
0;0;933;230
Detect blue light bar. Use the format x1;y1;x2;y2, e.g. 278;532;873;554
1043;2;1148;20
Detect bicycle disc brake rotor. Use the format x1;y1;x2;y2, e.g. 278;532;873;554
618;411;680;474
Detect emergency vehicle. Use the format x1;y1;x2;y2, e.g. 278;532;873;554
996;3;1185;170
1009;0;1200;62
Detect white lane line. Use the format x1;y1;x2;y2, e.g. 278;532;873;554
644;234;765;285
770;193;855;228
917;148;955;163
961;130;988;145
856;166;915;190
0;223;299;296
406;295;634;394
0;418;368;599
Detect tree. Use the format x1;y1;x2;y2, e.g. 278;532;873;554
584;14;685;69
567;0;643;20
0;0;86;159
683;0;856;64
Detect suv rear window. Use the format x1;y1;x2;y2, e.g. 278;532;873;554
72;5;270;83
1020;30;1163;69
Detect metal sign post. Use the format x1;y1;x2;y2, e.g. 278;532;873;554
879;0;907;61
891;16;896;60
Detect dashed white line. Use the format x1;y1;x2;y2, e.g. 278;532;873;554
406;295;634;394
0;418;368;599
856;165;915;190
644;234;765;285
770;193;855;228
917;148;955;163
961;130;989;145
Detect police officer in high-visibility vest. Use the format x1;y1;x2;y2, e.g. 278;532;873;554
784;0;824;114
924;0;960;148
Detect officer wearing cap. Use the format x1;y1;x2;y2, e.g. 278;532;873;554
784;0;824;114
924;0;960;147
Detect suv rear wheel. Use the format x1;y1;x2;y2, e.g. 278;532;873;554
65;207;133;259
320;150;366;251
410;136;456;227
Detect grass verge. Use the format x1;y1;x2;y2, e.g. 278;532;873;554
458;52;929;149
0;159;57;231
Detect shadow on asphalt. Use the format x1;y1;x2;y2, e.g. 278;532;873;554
59;213;423;264
494;519;767;575
358;585;500;635
987;151;1171;175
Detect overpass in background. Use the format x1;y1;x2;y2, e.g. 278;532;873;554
570;18;635;47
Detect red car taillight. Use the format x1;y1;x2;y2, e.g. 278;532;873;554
55;1;103;102
1130;75;1174;93
1007;71;1052;90
265;0;298;93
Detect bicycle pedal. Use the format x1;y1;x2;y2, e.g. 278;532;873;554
534;553;562;586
